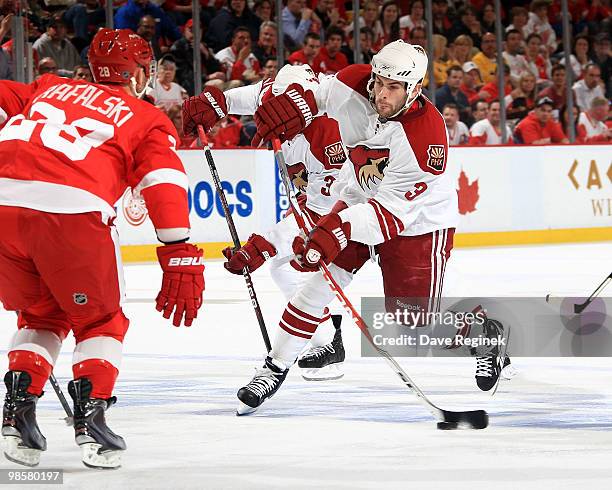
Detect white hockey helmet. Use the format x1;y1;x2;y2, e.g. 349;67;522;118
369;40;428;115
272;63;319;96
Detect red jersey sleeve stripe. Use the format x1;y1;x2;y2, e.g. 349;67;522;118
368;198;404;241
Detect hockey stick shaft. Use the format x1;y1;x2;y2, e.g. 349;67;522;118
197;126;271;352
546;271;612;314
272;139;480;424
48;373;73;425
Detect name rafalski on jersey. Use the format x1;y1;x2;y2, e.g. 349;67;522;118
347;145;390;191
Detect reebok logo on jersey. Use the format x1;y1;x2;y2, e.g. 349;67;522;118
168;257;205;266
286;89;313;125
204;92;226;118
426;145;446;173
324;142;347;168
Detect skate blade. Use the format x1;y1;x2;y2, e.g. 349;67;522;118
236;401;258;416
79;443;123;469
3;436;42;467
301;362;344;381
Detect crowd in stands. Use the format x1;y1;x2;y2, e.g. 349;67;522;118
0;0;610;147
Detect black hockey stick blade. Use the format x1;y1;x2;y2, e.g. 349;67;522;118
573;272;612;314
441;409;489;429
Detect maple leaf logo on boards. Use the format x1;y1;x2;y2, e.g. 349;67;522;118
457;170;479;215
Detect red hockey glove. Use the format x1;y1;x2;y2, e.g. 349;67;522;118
252;84;317;146
182;86;227;135
222;234;277;275
291;213;351;272
156;243;205;327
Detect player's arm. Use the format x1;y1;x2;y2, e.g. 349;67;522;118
131;123;204;327
0;79;39;127
338;143;442;245
182;80;265;136
293;132;450;268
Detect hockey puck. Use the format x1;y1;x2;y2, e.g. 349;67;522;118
437;421;459;430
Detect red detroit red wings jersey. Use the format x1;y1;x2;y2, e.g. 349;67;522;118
314;65;459;245
223;79;346;216
0;74;190;232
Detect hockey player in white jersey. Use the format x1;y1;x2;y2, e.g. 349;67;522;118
183;65;347;380
226;41;512;413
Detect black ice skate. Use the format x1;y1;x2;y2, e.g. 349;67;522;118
2;371;47;467
236;357;289;415
474;319;511;392
298;322;345;381
68;378;126;469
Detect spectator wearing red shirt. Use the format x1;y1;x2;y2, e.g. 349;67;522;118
475;64;512;104
537;64;567;111
460;61;483;105
288;32;325;73
315;25;348;75
514;97;569;145
214;26;261;84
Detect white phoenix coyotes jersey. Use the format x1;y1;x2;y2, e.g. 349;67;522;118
224;79;346;216
314;65;459;245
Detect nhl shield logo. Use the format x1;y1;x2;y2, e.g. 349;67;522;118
426;145;446;172
324;142;347;168
73;293;88;305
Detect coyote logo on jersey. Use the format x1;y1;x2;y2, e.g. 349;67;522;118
287;162;308;192
426;145;446;172
324;142;347;168
348;145;390;190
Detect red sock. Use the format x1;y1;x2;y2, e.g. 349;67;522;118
72;359;118;399
8;350;53;396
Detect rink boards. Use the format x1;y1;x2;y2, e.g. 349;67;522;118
115;145;612;261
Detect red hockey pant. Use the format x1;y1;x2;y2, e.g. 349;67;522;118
0;206;128;398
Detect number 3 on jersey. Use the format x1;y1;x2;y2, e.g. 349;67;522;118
321;175;335;196
0;101;114;161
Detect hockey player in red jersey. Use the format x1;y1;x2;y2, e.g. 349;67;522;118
231;41;510;413
183;64;347;381
0;29;204;468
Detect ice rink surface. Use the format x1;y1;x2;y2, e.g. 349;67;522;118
1;242;611;489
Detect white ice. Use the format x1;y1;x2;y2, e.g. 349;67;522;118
1;242;611;489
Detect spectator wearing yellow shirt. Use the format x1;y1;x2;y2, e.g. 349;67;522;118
472;32;497;84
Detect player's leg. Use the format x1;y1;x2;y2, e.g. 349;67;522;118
236;263;354;414
266;212;343;379
378;229;511;391
33;211;128;468
296;242;371;380
236;242;370;413
0;206;70;466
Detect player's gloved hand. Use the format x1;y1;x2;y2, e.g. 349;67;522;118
252;84;317;146
222;234;277;275
156;243;205;327
291;213;350;272
182;86;227;135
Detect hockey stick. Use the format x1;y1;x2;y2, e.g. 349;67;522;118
272;139;488;430
48;373;73;426
546;272;612;314
197;126;272;352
